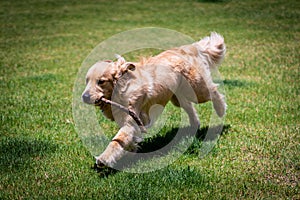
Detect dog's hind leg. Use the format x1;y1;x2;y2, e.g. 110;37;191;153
172;96;200;128
210;85;227;117
182;100;200;128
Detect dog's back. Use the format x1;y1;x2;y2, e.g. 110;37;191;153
136;32;224;102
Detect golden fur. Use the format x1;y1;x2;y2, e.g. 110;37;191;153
82;32;226;167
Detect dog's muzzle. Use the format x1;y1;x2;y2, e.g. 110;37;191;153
82;92;92;104
82;92;104;107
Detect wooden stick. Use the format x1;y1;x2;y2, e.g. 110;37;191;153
100;97;147;133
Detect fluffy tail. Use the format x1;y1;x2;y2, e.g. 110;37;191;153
196;32;226;69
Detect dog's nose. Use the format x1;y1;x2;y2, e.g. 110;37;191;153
82;93;90;103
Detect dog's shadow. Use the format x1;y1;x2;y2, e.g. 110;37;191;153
138;124;230;153
94;125;230;177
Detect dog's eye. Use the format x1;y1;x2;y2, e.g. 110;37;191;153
97;80;105;85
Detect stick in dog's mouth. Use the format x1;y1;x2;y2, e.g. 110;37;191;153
99;97;147;133
95;98;104;107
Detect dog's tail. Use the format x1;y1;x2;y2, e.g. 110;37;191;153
196;32;226;70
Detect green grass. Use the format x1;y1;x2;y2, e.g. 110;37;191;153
1;0;299;199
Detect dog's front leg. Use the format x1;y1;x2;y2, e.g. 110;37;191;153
95;123;141;168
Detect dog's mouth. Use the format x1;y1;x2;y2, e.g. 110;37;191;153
95;97;105;108
82;93;106;108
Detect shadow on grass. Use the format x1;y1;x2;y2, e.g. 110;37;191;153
95;125;230;177
223;79;257;89
0;137;57;172
139;124;230;154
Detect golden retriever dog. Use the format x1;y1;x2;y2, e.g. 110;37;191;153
82;32;226;168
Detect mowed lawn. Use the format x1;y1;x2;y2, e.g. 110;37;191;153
0;0;299;199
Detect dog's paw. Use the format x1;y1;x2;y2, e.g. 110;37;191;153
92;163;117;177
190;118;200;128
93;158;118;177
213;100;227;118
211;90;226;118
92;162;106;172
95;156;113;168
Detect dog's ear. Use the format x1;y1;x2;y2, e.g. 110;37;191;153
114;62;136;80
115;55;136;74
121;62;136;72
120;62;136;74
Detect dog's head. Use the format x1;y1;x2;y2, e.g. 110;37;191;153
81;56;135;108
